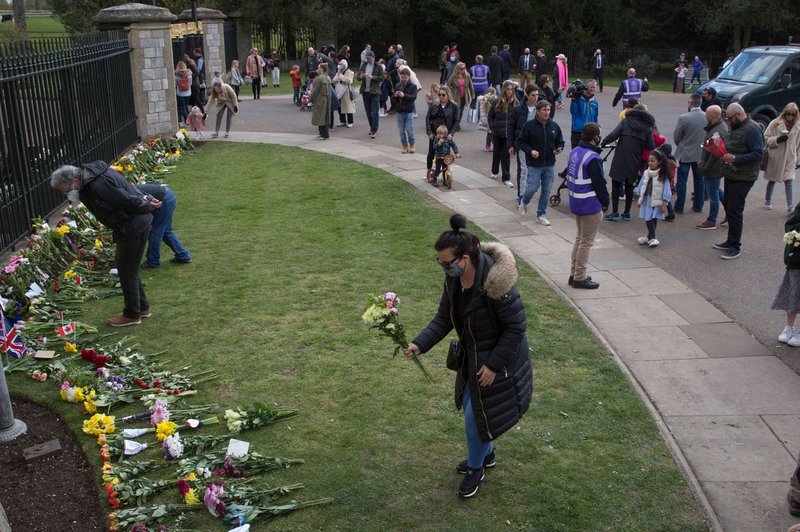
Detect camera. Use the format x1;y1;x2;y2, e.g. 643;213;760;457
566;79;588;99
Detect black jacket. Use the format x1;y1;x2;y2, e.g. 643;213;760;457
602;109;655;183
517;117;565;167
488;100;515;139
700;95;723;112
426;101;459;136
392;80;418;114
498;50;513;76
535;54;547;77
412;243;533;443
486;54;504;85
79;161;153;242
507;102;534;150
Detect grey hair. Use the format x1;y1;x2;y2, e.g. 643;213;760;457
50;165;81;189
726;102;745;116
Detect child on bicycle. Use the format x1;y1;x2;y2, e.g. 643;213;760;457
428;124;461;187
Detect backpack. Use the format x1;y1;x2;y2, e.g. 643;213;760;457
178;75;190;92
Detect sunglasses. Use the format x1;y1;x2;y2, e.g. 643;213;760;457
439;93;448;96
436;256;461;267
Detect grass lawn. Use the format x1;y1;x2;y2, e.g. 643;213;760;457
0;15;68;39
9;142;707;530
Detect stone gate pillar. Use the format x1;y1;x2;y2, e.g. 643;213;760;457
178;8;226;78
95;3;178;138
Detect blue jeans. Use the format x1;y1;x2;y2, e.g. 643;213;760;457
704;177;723;224
675;162;704;212
396;112;415;146
177;95;190;122
146;189;191;267
522;165;555;217
362;92;380;133
463;386;493;469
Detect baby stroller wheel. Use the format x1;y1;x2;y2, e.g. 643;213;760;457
549;194;561;207
443;169;453;189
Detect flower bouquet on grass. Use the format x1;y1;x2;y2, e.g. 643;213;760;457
362;292;432;381
224;402;298;433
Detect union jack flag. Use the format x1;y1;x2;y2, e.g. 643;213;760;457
0;307;26;359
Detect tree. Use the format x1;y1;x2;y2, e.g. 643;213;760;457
695;0;797;51
12;0;26;39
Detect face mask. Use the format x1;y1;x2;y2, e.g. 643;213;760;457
67;189;80;203
442;258;465;278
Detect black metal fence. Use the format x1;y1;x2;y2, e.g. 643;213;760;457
172;32;203;72
0;31;137;254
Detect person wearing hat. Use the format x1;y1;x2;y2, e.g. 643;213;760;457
208;77;237;138
700;87;722;112
357;50;385;138
553;54;569;110
332;59;356;127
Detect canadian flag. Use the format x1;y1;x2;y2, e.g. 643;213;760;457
57;321;76;336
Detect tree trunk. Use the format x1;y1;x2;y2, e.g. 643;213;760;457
733;24;741;52
12;0;27;40
743;25;753;49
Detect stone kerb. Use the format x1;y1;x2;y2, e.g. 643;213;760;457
95;3;178;139
177;8;226;80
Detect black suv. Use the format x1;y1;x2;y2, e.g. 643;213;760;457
698;45;800;129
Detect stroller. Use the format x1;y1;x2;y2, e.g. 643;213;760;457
185;106;206;140
427;154;456;189
299;83;313;111
549;144;616;207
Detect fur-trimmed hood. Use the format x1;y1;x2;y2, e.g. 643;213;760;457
480;242;518;299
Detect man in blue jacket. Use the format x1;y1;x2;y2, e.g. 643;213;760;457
517;100;565;225
569;79;599;149
50;162;161;327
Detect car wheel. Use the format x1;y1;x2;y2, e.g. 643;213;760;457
752;113;772;133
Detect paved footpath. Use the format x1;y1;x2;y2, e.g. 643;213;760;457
205;75;800;531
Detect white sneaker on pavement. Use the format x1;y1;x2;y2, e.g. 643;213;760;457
779;325;796;343
764;201;773;210
637;236;649;245
648;238;660;248
490;173;499;179
503;180;514;188
518;202;527;215
788;331;800;347
536;215;551;226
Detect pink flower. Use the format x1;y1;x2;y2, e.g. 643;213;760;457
386;300;393;309
204;481;226;517
391;308;398;314
385;291;396;301
150;398;171;426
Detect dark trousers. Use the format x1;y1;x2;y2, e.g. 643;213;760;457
722;179;754;251
491;135;509;181
189;85;205;113
293;87;301;105
433;157;447;178
232;84;240;99
593;68;604;91
338;111;353;125
318;125;329;139
427;137;437;170
363;92;379;133
251;77;261;99
457;97;466;127
116;229;149;319
611;180;634;214
646;219;658;240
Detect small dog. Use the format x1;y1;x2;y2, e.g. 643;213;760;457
186;106;206;139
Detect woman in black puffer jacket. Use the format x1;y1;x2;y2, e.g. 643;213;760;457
404;214;533;499
425;86;459;179
487;80;519;184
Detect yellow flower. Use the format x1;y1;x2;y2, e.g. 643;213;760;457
59;389;68;400
112;165;123;172
64;270;77;280
155;420;178;441
55;225;70;237
125;165;134;173
94;239;103;250
184;488;199;504
84;396;97;414
82;413;116;435
185;472;197;481
64;342;77;353
175;150;181;157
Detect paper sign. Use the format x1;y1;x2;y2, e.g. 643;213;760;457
25;282;45;298
109;268;118;276
34;267;50;283
66;220;78;229
226;438;250;458
228;525;250;532
33;350;56;360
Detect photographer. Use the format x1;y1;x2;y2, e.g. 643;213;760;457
568;79;598;149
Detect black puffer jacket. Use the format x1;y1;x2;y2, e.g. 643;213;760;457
79;161;153;242
602;109;655;184
426;101;459;136
413;243;533;443
488;100;515;139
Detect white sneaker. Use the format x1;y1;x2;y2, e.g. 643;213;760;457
536;215;551;226
518;201;527;215
779;325;796;343
637;236;649;245
764;201;773;210
789;207;794;214
503;180;514;188
490;173;499;179
788;331;800;347
347;124;353;128
648;238;660;248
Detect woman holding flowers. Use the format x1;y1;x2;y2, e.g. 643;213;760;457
403;214;532;498
772;203;800;346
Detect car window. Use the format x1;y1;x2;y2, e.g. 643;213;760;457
791;59;800;86
717;52;787;84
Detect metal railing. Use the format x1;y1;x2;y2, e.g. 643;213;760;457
0;31;137;253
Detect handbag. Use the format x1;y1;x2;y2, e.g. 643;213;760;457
446;339;464;371
760;148;770;172
350;88;359;101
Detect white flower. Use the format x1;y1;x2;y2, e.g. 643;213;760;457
225;410;243;433
164;432;184;460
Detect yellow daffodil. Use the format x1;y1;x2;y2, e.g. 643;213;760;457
125;165;134;173
185;472;197;481
155;420;178;441
112;165;123;172
64;270;77;280
82;413;116;435
55;225;70;237
94;239;103;250
64;341;77;353
175;150;181;157
84;396;97;414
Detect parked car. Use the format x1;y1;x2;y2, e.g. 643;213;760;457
698;45;800;130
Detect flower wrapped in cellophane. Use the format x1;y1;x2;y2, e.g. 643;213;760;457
362;292;432;381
